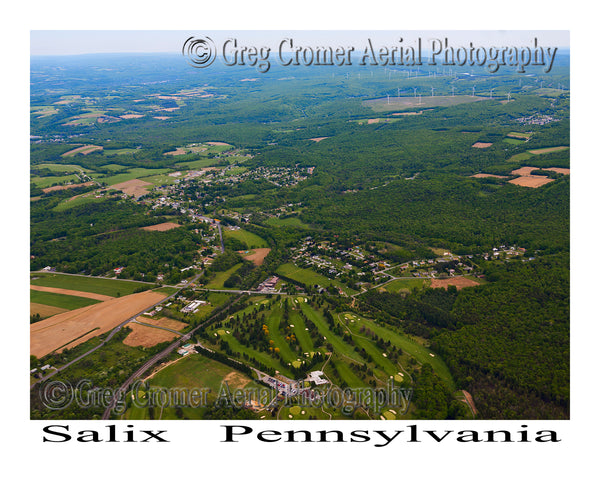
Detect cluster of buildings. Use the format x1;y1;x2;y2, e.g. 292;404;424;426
180;299;208;314
515;114;558;126
256;276;279;293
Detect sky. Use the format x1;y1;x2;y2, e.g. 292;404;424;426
30;30;570;56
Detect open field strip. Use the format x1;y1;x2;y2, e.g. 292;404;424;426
527;145;569;155
30;290;101;310
31;272;152;297
30;284;113;301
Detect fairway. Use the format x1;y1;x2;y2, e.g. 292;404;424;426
30;272;152;297
340;312;455;389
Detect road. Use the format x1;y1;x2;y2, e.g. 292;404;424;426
217;222;225;253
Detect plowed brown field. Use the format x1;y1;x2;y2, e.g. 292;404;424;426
30;290;166;358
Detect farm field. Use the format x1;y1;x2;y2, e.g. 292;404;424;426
52;194;107;212
383;277;430;293
97;168;170;186
123;322;180;347
35;163;91;173
61;144;103;156
30;284;113;301
30;174;81;188
30;303;68;319
30;272;153;297
223;228;268;248
30;289;101;310
509;176;555;188
122;353;268;420
204;263;243;289
241;248;271;266
265;216;310;228
528;146;569;155
30;290;167;358
430;276;482;290
141;222;181;231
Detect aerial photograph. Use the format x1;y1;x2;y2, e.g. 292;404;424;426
29;30;570;422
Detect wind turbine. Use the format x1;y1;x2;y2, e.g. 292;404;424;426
431;86;435;97
387;94;390;105
472;86;475;97
507;92;511;102
397;87;401;98
489;88;494;99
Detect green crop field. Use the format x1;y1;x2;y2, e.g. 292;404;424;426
30;290;101;310
95;168;171;186
52;195;106;212
30;272;152;297
266;216;310;228
35;163;91;173
30;174;82;188
223;228;268;248
508;152;533;162
384;277;430;293
205;263;243;289
175;158;222;169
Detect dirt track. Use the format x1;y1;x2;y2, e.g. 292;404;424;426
30;290;166;358
42;181;94;193
141;222;181;232
242;248;271;266
430;277;480;290
122;323;179;347
111;179;152;198
508;176;554;188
